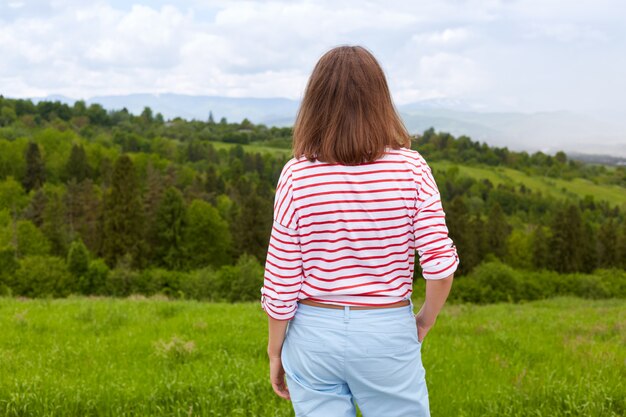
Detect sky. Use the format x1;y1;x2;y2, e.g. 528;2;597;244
1;0;625;120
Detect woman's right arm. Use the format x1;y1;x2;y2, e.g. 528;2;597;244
415;274;454;342
413;155;459;342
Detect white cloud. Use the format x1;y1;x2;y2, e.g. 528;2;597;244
411;28;473;45
523;23;609;43
0;0;623;119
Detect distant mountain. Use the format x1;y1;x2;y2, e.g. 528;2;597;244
31;93;300;125
397;108;626;157
31;93;626;158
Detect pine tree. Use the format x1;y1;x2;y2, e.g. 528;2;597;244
467;213;488;272
22;188;48;227
64;178;101;253
597;218;618;268
486;201;511;260
580;220;597;273
445;196;470;274
617;220;626;269
550;203;584;273
65;143;91;183
23;141;45;192
153;186;187;270
41;189;70;257
102;154;146;269
531;225;550;270
230;178;273;263
143;160;166;261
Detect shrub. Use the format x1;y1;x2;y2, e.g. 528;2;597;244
80;259;110;295
11;255;74;297
448;260;626;304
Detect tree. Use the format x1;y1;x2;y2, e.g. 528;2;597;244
466;213;488;272
184;199;233;269
549;203;584;273
486;202;511;260
65;143;91;182
102;154;146;269
445;196;470;275
617;220;626;269
16;219;51;257
0;105;17;126
23;141;45;192
597;218;619;268
152;186;187;270
41;187;70;257
505;229;533;270
64;178;101;253
554;151;567;164
531;225;550;270
140;106;153;124
23;188;47;228
67;238;90;288
240;118;254;130
230;177;273;262
580;220;597;273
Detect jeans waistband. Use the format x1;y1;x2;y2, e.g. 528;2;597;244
295;298;415;322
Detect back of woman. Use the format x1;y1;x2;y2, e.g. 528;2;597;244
260;45;460;417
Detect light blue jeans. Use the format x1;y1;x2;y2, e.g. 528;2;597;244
281;298;430;416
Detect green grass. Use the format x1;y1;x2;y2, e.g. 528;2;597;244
1;296;623;416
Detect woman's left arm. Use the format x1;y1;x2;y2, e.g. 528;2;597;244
267;317;290;358
260;161;303;401
267;317;291;400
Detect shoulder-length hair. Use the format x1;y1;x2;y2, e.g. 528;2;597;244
292;45;411;165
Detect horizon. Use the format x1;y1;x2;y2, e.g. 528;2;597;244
1;0;625;157
7;91;624;158
2;1;625;120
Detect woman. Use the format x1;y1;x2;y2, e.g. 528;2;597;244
260;45;459;417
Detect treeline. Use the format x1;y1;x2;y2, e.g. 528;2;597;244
0;96;625;302
1;96;624;186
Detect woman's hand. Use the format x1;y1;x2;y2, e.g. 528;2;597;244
269;355;291;400
415;312;436;343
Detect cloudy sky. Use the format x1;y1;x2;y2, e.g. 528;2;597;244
1;0;625;119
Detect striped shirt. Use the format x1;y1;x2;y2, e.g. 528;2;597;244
260;146;460;321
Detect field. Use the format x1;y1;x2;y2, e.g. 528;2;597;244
0;296;624;416
431;160;626;208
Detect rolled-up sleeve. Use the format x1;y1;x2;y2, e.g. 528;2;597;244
413;158;460;280
260;161;304;320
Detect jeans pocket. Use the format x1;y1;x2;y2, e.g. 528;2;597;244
365;343;410;355
287;322;338;354
404;318;422;347
289;336;332;353
363;322;416;355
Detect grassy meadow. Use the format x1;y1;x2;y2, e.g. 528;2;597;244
0;296;624;416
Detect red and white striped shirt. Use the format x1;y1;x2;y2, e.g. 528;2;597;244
260;146;460;321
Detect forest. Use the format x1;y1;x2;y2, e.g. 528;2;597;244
0;96;625;303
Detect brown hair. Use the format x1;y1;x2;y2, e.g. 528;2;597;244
292;45;411;165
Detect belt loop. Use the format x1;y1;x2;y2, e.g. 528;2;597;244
343;305;349;323
409;298;415;317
